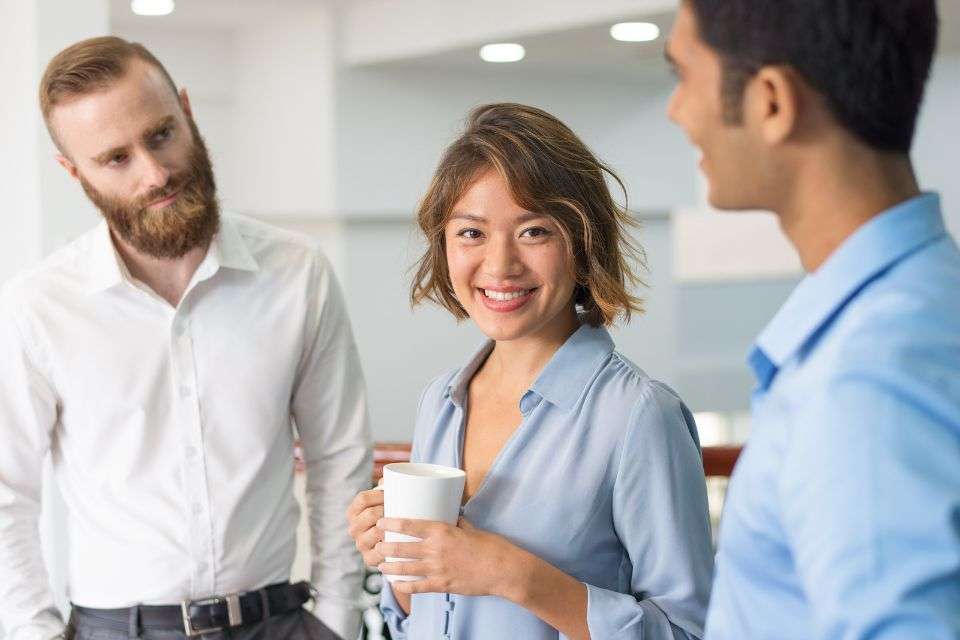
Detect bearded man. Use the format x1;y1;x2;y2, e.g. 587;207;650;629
0;37;371;640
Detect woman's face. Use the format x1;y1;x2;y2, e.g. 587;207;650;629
445;168;578;344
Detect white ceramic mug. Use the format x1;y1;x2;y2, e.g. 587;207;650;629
380;462;466;582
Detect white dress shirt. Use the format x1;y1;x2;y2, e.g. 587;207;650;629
0;213;372;640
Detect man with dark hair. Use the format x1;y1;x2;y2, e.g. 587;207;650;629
665;1;959;638
0;37;370;639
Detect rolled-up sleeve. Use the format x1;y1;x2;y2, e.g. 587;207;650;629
585;382;714;639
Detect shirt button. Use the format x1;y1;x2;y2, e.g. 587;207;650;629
179;385;192;398
192;503;203;516
197;562;207;574
185;446;197;459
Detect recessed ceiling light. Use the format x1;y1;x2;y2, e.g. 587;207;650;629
479;43;526;63
610;22;660;43
131;0;175;16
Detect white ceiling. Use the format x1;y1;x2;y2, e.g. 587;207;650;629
109;0;960;72
109;0;330;30
363;11;676;79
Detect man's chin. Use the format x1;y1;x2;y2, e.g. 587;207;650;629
107;206;220;259
705;185;758;213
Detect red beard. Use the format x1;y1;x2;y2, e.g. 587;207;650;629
81;116;220;259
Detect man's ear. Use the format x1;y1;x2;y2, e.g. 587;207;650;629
748;65;800;146
56;154;80;181
179;87;193;118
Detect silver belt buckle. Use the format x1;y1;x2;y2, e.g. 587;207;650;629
181;593;242;636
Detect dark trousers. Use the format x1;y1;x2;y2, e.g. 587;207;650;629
68;606;341;640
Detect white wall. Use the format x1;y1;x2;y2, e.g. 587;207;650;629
1;3;109;634
230;4;338;217
1;0;107;282
116;3;339;220
0;1;43;284
915;52;960;236
334;66;698;216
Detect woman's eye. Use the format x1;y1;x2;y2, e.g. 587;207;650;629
520;226;550;239
457;228;483;240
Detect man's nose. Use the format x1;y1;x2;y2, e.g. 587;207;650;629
140;151;172;192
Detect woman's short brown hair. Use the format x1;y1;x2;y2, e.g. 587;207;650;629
410;103;646;327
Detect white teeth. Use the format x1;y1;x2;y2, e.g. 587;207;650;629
483;289;530;301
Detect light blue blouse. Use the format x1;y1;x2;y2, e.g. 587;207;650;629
380;323;714;639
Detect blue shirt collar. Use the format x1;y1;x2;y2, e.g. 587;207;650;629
749;192;946;389
447;322;615;413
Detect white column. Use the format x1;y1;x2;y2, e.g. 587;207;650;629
36;0;109;256
0;2;109;632
0;1;44;284
0;0;107;285
231;3;338;217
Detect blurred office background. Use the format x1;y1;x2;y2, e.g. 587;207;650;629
2;0;959;635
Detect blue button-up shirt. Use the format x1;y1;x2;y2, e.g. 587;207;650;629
381;323;715;639
706;193;960;639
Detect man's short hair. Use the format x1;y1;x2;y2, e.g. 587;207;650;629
686;0;939;154
39;36;179;150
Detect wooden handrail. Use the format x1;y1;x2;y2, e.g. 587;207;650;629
702;445;742;478
293;441;742;479
371;442;415;483
370;442;742;482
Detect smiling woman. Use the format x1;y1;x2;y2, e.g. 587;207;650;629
412;103;646;328
346;103;715;640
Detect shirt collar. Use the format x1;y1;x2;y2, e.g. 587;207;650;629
446;321;615;413
750;192;946;388
210;213;259;273
85;213;259;294
85;219;127;293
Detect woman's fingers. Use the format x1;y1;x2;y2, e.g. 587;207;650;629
346;488;385;518
391;577;445;595
347;503;384;539
375;540;425;559
357;526;385;567
378;517;444;539
379;560;429;577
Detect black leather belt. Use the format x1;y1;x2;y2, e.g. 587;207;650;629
72;580;313;637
